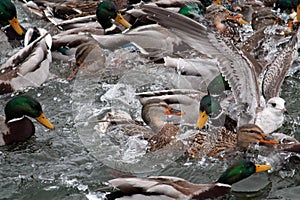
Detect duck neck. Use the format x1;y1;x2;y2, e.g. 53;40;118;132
104;24;122;35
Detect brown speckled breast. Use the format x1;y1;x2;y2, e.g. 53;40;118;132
186;127;237;159
147;124;180;152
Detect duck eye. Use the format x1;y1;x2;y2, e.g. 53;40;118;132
271;103;276;107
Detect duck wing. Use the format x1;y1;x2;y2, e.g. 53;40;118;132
142;5;260;126
108;176;231;199
0;31;51;93
262;27;299;101
136;89;203;105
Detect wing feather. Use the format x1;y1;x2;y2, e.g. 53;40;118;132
262;27;299;101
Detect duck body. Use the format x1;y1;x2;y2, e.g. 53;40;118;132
92;23;182;59
0;27;52;94
104;160;271;200
0;116;35;145
0;96;54;145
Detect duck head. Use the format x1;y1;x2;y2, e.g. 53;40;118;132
0;0;24;35
141;101;184;133
96;0;131;33
5;96;54;130
217;160;271;185
237;124;279;149
196;94;222;129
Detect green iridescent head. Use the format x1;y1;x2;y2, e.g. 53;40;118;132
4;96;54;130
199;95;221;116
96;0;131;30
217;160;271;185
0;0;23;35
0;0;17;26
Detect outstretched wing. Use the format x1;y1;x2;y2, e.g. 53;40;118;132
142;5;260;126
262;27;299;101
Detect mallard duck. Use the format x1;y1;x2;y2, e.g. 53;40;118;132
0;27;52;94
101;160;271;200
141;5;298;132
0;0;26;47
22;0;131;33
186;124;279;159
66;42;106;80
48;0;133;62
97;98;185;152
0;96;54;145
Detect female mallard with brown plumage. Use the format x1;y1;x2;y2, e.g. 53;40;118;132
186;122;300;159
97;98;185;153
100;160;271;200
186;124;280;159
0;96;54;145
0;27;52;95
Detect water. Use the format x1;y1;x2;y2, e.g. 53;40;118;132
1;1;300;200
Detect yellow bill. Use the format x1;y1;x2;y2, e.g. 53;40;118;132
196;110;209;130
35;113;55;130
115;13;132;29
255;164;271;173
8;17;24;35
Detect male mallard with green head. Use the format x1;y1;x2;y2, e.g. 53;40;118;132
102;160;271;199
0;96;54;145
22;0;131;33
0;0;25;46
96;0;132;34
49;0;132;62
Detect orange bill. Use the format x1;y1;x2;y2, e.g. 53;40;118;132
225;13;249;25
8;17;24;35
165;105;185;116
259;138;279;145
115;13;132;29
255;164;271;173
35;113;55;130
196;110;208;130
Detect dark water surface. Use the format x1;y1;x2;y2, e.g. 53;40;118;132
1;2;300;200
